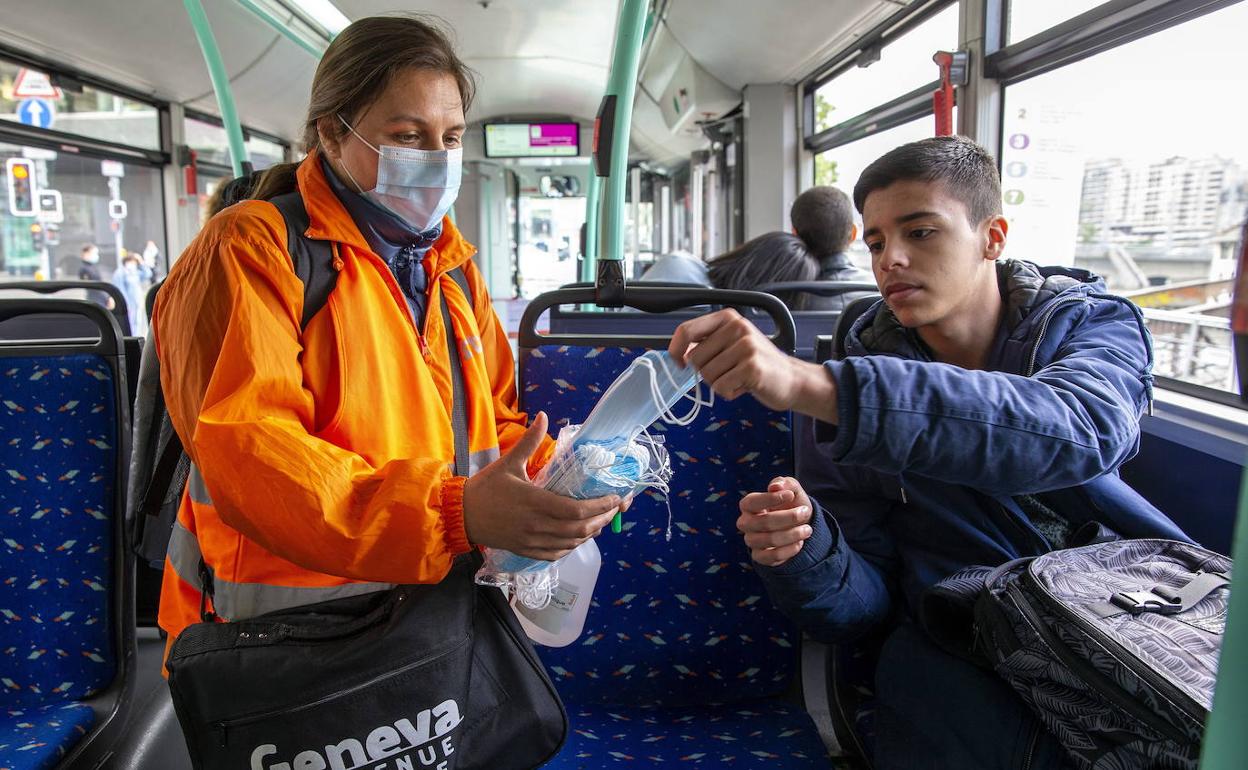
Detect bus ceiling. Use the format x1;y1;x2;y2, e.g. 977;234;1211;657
0;1;917;165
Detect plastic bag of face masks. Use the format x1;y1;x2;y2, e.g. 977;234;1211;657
474;351;712;610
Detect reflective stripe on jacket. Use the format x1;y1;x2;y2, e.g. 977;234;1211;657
154;151;551;659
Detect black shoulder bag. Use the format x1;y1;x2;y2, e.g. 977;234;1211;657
165;222;567;770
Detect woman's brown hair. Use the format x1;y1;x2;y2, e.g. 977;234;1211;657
251;14;476;200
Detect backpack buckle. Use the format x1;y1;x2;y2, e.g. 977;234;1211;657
1110;589;1184;615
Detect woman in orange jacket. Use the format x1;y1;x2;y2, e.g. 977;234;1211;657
154;15;623;657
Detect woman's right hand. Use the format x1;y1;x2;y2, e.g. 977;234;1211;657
463;412;620;561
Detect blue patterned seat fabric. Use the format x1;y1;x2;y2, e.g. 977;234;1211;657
543;702;830;768
0;702;95;770
835;642;878;761
1;354;119;768
522;345;830;765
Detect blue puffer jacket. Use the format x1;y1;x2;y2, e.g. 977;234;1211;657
759;259;1190;640
756;259;1192;769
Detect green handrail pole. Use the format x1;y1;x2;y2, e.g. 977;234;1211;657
601;0;649;266
581;171;601;283
1199;465;1248;769
184;0;249;177
235;0;327;57
598;0;648;534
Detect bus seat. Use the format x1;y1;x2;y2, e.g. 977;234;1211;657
797;308;887;764
0;281;132;338
0;300;136;770
518;286;835;766
0;284;143;411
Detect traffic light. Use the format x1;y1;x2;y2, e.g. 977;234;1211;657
29;223;44;250
6;158;37;217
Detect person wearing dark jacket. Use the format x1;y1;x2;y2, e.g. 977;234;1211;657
77;243;115;310
790;185;875;311
668;136;1190;770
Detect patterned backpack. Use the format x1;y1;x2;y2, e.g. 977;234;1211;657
974;539;1231;769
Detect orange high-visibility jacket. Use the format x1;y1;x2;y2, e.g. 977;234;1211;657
154;151;550;659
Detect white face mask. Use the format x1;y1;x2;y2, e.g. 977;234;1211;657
337;115;461;233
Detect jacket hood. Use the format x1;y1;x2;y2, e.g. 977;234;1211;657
851;259;1105;357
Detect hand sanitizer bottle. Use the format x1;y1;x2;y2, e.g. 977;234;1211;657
512;538;601;647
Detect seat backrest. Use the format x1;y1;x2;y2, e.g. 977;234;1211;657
0;299;135;753
0;281;131;337
551;282;879;362
519;286;801;708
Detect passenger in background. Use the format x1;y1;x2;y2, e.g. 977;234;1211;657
637;248;711;285
203;171;265;218
790;185;875;311
707;231;819;309
669;136;1191;770
111;250;151;336
77;243;115;310
142;239;164;282
641;187;875;311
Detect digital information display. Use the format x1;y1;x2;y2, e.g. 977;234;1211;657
484;122;579;158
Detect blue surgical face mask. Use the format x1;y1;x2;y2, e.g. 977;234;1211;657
576;350;712;444
337;115;462;232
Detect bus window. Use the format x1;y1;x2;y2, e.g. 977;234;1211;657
0;142;166;284
0;60;160;151
517;167;588;299
1000;0;1248;395
1008;0;1111;44
811;3;958;135
185;112;289;171
812;114;952;269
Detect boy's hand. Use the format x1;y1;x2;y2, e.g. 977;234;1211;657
737;477;814;567
668;309;839;423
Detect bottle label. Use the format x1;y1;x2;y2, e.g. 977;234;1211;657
516;580;580;635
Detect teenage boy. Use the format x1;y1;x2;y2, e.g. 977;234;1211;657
669;136;1190;769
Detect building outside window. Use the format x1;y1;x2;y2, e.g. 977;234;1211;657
1000;1;1248;393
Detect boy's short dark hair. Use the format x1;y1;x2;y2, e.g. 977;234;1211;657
852;136;1002;226
790;186;856;257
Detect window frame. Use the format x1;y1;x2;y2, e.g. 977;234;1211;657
800;0;956;155
0;45;176;271
0;44;170;163
183;108;292;175
986;0;1243;86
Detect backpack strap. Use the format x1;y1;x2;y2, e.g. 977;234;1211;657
269;191;338;330
442;266;472;478
1093;569;1232;618
136;192;335;530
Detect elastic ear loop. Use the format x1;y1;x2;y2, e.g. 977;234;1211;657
606;357;711;532
637;356;715;428
514;568;555;610
636;429;674;541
